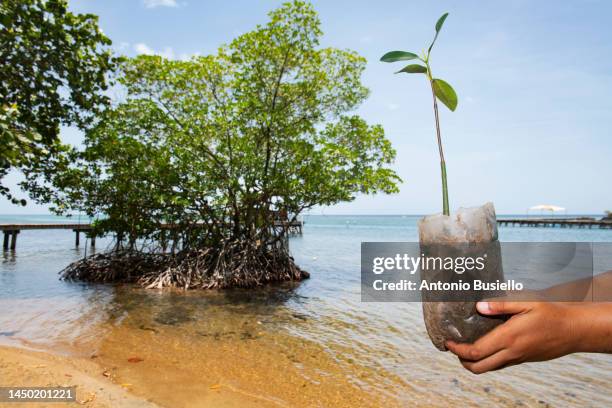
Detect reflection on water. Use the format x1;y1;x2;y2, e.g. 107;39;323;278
1;215;612;406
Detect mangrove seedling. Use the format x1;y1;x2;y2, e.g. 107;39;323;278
380;12;457;215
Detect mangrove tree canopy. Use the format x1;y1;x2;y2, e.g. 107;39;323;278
26;0;401;288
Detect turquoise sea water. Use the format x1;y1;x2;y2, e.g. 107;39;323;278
1;214;611;406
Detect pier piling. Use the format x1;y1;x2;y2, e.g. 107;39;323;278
10;231;18;250
3;231;19;251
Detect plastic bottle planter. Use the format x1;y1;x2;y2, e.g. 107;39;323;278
418;203;506;351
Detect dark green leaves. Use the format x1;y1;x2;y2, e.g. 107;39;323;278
428;12;449;53
1;0;116;206
435;13;449;32
432;79;457;111
380;51;418;62
378;13;457;111
396;64;427;74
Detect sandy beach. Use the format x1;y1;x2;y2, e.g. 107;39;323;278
0;345;279;408
0;345;157;407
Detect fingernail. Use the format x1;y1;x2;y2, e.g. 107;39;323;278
476;301;490;314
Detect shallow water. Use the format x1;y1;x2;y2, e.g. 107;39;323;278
1;214;612;407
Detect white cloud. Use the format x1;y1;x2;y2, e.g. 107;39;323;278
143;0;178;8
134;43;155;54
134;43;175;59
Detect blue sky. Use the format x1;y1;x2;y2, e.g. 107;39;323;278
3;0;611;215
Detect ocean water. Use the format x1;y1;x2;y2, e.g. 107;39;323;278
1;214;611;407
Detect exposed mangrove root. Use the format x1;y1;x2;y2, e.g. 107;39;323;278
61;240;309;289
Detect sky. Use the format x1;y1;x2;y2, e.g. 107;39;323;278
2;0;611;215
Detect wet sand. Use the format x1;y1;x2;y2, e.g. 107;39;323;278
0;328;402;408
0;345;283;408
90;318;402;407
0;345;155;407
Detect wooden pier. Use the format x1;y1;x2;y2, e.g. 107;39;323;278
497;218;612;229
272;220;303;236
1;224;96;250
1;220;303;250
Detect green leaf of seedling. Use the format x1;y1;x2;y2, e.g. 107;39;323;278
428;12;449;53
380;51;419;62
396;64;428;74
435;12;449;32
432;78;457;111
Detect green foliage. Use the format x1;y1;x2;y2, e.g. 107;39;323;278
27;0;401;249
396;64;428;74
429;12;449;52
380;12;455;215
380;51;418;62
435;12;449;32
0;0;116;204
432;78;457;111
380;12;457;110
0;103;41;205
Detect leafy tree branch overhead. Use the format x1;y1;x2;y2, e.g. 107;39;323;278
0;0;117;205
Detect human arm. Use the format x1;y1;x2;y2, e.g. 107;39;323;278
446;300;612;374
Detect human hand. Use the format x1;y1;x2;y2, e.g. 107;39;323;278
445;301;582;374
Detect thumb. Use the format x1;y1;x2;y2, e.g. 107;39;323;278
477;300;534;315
